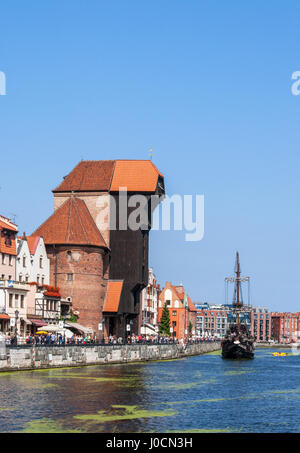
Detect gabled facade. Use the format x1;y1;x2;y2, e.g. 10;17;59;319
16;235;50;285
158;282;197;339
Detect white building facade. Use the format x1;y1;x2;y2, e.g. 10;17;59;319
16;235;50;285
140;268;160;336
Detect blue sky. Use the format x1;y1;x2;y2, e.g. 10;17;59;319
0;1;299;312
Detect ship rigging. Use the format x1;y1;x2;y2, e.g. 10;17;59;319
221;252;255;360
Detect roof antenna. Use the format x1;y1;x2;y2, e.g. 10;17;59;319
7;212;17;223
149;148;154;160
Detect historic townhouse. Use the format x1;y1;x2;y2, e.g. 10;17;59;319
158;282;197;339
0;216;29;336
0;215;17;282
16;234;50;285
16;234;61;333
33;159;165;339
139;267;160;336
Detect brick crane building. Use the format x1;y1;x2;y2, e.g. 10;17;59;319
33;160;165;339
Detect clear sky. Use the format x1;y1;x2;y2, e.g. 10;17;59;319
1;1;299;312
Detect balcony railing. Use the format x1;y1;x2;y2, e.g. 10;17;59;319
0;280;29;291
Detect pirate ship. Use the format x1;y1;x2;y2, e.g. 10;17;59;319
221;252;255;359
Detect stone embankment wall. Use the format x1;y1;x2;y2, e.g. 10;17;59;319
0;341;220;372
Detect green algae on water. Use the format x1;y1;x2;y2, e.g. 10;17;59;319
22;418;86;433
74;405;177;424
225;370;254;376
204;350;222;356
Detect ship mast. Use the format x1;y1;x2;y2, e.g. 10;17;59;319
234;252;242;324
225;252;250;326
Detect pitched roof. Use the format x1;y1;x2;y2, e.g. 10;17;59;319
187;296;197;312
32;197;108;248
53;160;115;192
174;285;185;300
110;160;163;192
0;216;18;232
103;280;124;312
27;236;40;255
0;215;17;256
169;284;197;312
52;160;163;194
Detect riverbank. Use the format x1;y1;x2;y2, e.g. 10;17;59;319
256;343;296;348
0;341;221;372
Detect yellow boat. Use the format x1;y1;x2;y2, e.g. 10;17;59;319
272;352;288;357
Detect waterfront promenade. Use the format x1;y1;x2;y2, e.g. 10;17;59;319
0;340;220;372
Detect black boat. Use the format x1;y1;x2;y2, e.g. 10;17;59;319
221;252;255;360
221;323;254;359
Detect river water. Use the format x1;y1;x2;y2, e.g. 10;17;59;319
0;347;299;433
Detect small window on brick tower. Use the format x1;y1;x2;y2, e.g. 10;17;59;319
67;274;73;282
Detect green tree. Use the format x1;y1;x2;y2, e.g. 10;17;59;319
188;321;193;335
160;302;171;336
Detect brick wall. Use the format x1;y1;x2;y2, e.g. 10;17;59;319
47;245;108;336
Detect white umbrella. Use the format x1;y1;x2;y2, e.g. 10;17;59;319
57;328;73;339
40;325;60;332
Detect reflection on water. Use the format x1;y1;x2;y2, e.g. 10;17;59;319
0;348;299;433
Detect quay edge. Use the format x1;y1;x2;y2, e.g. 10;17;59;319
0;342;221;372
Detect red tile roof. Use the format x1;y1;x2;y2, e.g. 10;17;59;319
0;215;17;256
53;160;115;192
171;285;197;311
32;197;108;248
174;285;185;300
0;216;18;232
53;160;163;194
103;280;123;312
27;236;40;255
110;160;163;192
187;296;197;312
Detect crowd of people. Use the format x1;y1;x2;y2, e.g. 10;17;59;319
1;331;219;346
1;332;97;346
107;334;218;345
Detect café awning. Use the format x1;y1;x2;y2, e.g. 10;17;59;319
64;322;93;335
28;319;48;327
0;314;10;320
